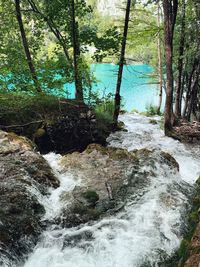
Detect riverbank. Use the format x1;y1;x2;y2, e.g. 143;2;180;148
175;177;200;267
0;92;112;153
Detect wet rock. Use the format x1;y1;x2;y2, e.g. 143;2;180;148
160;151;180;171
0;131;59;264
58;144;180;227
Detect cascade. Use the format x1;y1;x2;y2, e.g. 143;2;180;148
14;113;199;267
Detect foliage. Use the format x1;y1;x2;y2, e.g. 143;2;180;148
0;90;68;125
127;4;159;65
144;103;162;116
0;0;120;96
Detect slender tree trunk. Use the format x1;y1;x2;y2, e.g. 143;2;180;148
27;0;72;66
183;61;197;117
186;61;200;120
71;0;83;101
163;0;178;135
113;0;131;127
15;0;41;92
174;0;186;118
157;2;163;114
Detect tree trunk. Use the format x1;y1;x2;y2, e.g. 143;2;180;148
15;0;41;92
183;60;197;118
174;0;186;118
71;0;84;101
163;0;178;135
113;0;131;127
186;61;200;121
27;0;72;66
157;2;163;115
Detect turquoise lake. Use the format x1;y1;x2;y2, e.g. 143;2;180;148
65;63;160;112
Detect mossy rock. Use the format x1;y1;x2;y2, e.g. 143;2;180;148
33;128;46;139
160;151;179;171
149;119;158;125
82;190;99;205
117;121;128;132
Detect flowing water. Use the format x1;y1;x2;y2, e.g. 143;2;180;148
17;113;200;267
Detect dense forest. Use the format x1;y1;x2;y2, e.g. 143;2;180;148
0;1;200;267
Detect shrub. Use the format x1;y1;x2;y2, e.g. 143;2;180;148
145;103;162;116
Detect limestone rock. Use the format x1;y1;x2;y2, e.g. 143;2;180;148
58;144;180;227
0;131;59;264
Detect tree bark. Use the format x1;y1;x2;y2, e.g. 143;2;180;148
163;0;178;135
157;2;163;115
71;0;84;101
15;0;41;92
113;0;131;127
174;0;186;118
186;61;200;121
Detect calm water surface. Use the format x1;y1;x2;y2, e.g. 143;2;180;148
66;63;159;112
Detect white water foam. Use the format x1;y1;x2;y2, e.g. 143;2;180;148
42;153;82;220
21;114;200;267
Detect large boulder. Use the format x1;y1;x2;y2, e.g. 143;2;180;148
58;144;180;227
0;131;59;265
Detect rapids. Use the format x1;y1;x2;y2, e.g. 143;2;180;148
5;114;200;267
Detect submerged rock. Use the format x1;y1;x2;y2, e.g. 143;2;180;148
0;131;59;264
58;144;180;227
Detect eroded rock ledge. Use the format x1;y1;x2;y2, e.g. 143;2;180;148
0;96;111;154
0;131;59;264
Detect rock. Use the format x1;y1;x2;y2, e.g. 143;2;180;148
149;119;158;125
170;122;200;144
58;144;179;227
0;131;59;264
35;104;99;154
160;151;180;171
0;96;111;154
183;222;200;267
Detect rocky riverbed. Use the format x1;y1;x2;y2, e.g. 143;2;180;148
0;114;200;267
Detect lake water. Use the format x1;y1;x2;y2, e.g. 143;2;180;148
65;64;160;112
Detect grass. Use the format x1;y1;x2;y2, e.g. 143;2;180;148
0;90;85;126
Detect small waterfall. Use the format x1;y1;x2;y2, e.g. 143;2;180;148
17;113;200;267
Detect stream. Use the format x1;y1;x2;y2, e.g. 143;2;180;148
19;114;200;267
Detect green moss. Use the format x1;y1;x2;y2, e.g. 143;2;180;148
33;128;46;139
149;119;158;125
82;190;99;205
178;239;190;259
174;176;200;266
0;91;82;127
